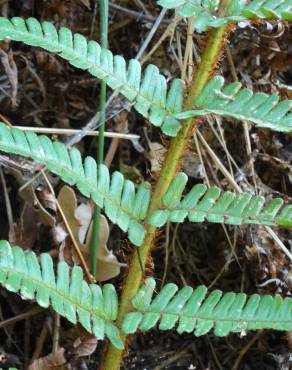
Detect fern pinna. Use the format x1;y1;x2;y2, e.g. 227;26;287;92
157;0;292;31
0;241;291;350
0;16;184;137
0;123;291;246
0;17;291;134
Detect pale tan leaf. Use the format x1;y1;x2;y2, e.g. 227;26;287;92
84;215;126;282
57;186;125;281
148;141;166;173
144;129;166;173
72;334;97;358
9;204;37;249
57;185;81;242
19;184;55;226
29;348;68;370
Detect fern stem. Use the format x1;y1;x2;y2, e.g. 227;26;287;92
90;0;108;276
101;21;231;370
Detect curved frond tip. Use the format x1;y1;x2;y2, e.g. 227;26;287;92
123;278;292;336
176;76;292;133
0;16;185;137
157;0;292;32
0;124;291;248
0;240;124;349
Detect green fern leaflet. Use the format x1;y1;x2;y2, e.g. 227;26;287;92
0;16;184;137
157;0;292;31
0;240;124;349
123;277;292;336
1;241;291;347
176;76;292;133
0;124;291;246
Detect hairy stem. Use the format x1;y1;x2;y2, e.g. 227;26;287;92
90;0;108;276
101;23;231;370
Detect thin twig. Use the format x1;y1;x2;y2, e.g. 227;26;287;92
24;318;31;369
197;130;242;192
104;111;128;167
162;222;170;287
0;48;18;107
31;317;49;361
0;307;43;329
231;331;262;370
109;3;173;24
225;45;258;193
52;312;60;353
0;166;13;227
265;226;292;261
182;16;195;81
135;8;167;60
197;130;292;261
14;126;139;140
193;131;210;187
140;17;180;65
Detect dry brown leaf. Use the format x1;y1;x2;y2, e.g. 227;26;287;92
9;204;37;249
144;128;166;173
71;334;97;358
57;186;125;281
37;186;57;212
148;141;167;173
19;184;55;226
57;185;82;242
29;348;68;370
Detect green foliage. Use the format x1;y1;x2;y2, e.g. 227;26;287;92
176;76;292;132
0;124;291;247
157;0;292;31
0;240;124;349
0;122;151;246
0;16;184;137
0;17;291;134
123;278;292;336
149;172;292;228
1;241;291;350
0;11;291;363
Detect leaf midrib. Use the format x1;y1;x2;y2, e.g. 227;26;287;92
130;307;292;325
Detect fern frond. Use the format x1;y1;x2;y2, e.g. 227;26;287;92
158;1;292;32
0;17;185;137
149;172;292;228
0;122;151;246
122;278;292;336
176;76;292;132
0;240;124;349
0;125;291;248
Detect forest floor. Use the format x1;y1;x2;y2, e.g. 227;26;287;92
0;1;291;369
